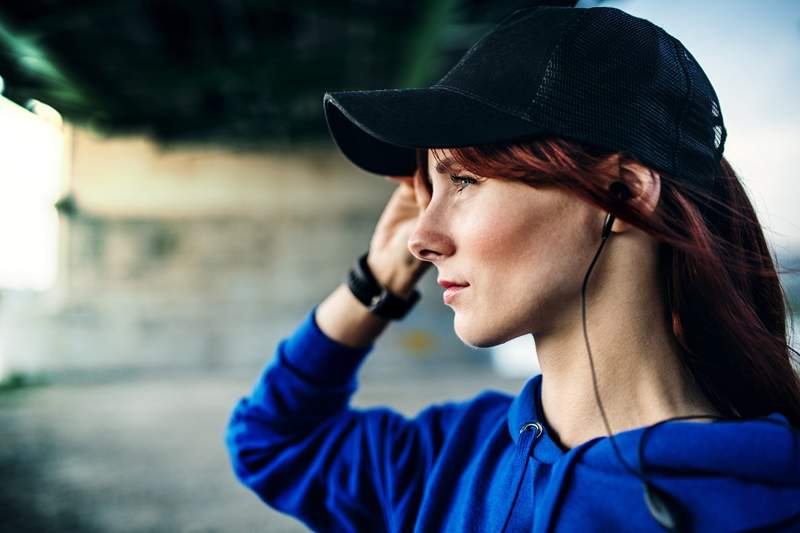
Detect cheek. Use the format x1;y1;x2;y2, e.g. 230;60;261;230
457;210;546;309
462;194;591;293
459;208;517;261
461;196;560;264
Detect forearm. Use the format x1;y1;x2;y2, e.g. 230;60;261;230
315;282;391;349
226;303;379;529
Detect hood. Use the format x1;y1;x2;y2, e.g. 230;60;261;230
506;374;800;531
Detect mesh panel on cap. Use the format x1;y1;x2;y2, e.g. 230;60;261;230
672;39;727;190
526;8;681;182
525;7;723;192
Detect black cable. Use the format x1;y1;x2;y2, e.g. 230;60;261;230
581;212;697;531
580;210;795;532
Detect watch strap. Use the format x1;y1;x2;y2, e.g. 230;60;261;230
346;252;420;320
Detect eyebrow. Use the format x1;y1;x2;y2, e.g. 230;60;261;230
434;157;458;175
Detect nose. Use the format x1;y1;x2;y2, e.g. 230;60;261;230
407;199;454;263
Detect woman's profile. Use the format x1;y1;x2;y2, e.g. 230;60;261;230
226;5;800;532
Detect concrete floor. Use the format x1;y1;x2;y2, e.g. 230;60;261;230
0;366;526;532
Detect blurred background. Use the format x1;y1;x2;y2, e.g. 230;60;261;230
0;0;797;531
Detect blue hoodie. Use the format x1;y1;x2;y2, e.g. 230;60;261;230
225;305;800;532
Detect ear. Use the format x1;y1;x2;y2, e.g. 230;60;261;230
610;162;661;233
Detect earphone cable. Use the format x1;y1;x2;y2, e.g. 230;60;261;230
581;211;796;532
580;214;644;480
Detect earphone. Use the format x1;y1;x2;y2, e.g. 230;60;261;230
583;183;796;532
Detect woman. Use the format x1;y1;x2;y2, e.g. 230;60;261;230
226;5;800;532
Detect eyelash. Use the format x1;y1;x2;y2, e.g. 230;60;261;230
449;174;477;192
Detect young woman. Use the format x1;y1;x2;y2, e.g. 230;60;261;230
226;6;800;532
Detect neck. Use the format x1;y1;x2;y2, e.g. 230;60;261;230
533;240;720;451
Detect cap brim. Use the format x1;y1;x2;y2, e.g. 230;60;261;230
323;87;544;176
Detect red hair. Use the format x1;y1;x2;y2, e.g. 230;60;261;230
416;138;800;427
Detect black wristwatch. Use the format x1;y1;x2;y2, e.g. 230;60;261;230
346;252;421;320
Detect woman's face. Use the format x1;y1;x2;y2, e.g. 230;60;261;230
407;148;601;347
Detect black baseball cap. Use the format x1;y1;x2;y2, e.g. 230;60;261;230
322;6;727;193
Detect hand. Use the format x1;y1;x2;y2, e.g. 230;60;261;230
367;171;432;297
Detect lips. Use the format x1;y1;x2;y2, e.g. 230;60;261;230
438;280;469;289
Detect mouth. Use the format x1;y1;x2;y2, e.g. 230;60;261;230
442;284;468;304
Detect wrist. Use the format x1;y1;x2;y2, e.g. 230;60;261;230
367;255;426;299
317;283;391;349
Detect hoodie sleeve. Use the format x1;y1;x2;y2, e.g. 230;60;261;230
224;304;467;533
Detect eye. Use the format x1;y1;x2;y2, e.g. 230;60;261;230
449;174;477;192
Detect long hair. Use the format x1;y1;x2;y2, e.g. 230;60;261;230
415;137;800;428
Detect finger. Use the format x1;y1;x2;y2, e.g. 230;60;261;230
413;168;431;209
385;177;415;195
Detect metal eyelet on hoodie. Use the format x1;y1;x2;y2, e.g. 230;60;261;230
519;421;543;438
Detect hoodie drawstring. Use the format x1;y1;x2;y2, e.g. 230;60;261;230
500;421;543;533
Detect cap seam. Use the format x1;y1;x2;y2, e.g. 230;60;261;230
436;22;504;88
525;8;591;119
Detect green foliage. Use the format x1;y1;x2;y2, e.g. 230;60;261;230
0;0;573;146
0;372;47;392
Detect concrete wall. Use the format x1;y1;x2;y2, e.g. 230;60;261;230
0;127;488;380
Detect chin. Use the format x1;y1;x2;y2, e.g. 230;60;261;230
453;317;515;350
453;308;536;350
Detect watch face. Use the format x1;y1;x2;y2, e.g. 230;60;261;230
368;288;387;311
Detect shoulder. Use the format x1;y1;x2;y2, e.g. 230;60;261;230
423;389;514;424
576;412;800;483
560;415;800;532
